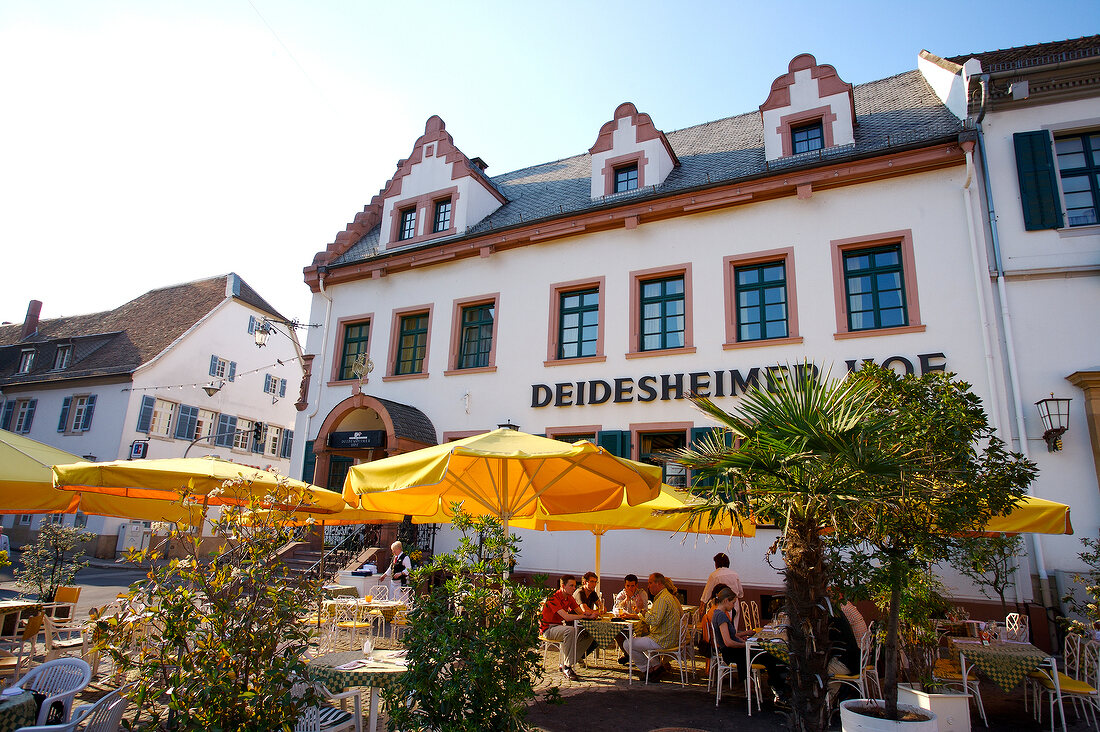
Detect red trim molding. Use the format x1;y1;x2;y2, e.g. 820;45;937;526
627;264;694;358
387;187;460;248
722;247;802;347
829;229;925;339
760;54;854;119
384;304;434;378
305;143;965;291
328;312;374;385
777;106;838;157
627;421;694;462
545;276;606;365
589;102;679;166
602;151;649;196
444;292;500;374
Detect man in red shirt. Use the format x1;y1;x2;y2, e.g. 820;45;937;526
540;575;598;681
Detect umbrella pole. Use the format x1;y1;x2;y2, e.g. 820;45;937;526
594;532;602;611
317;520;325;630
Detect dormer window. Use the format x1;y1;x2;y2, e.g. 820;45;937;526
792;120;824;154
433;199;452;233
398;208;417;241
18;349;35;374
53;345;72;370
614;164;639;193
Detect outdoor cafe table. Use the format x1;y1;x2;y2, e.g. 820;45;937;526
308;649;407;732
578;616;643;682
323;599;407;623
949;637;1052;693
744;629;790;717
0;689;36;732
0;601;42;638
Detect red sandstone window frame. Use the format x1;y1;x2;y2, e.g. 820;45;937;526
601;151;648;196
329;313;374;385
777;106;837;157
545;276;606;366
543;425;602;443
627;263;695;359
386;187;460;248
444;293;500;375
383;304;434;380
829;229;925;339
722;247;804;350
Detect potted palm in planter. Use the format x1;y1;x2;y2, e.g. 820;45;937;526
676;364;1035;732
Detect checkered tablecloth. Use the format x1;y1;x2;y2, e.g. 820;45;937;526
759;638;790;664
307;650;407;694
0;690;36;732
324;585;360;599
950;638;1049;693
578;618;642;650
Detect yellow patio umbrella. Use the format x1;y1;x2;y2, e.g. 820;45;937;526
344;429;663;535
508;483;757;581
0;429;201;524
53;456;349;515
981;495;1072;535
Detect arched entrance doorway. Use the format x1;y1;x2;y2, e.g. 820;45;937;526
308;393;438;492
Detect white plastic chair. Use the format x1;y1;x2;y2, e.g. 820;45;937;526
15;683;132;732
44;615;90;662
1006;612;1030;642
642;612;692;687
10;657;92;726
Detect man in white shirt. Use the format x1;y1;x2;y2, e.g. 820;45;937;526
387;541;412;599
701;553;743;603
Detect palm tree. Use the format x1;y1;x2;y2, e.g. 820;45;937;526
672;365;905;732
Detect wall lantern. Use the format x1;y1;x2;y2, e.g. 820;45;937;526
202;380;224;397
1035;394;1071;452
254;317;322;348
497;420;520;431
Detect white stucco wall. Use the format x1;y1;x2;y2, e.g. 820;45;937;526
296;163;1047;598
589;116;677;197
762;68;855;161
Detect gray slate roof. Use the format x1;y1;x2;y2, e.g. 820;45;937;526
373;396;437;446
332;69;963;267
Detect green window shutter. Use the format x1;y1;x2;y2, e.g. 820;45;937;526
22;399;36;433
301;439;316;483
596;430;632;458
690;427;720;488
81;395;96;431
1;402;14;431
58;397;72;432
1014;131;1064;231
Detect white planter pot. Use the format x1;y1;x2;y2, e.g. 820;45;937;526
840;699;938;732
897;684;971;732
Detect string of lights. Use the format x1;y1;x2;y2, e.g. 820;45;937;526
123;354;306;393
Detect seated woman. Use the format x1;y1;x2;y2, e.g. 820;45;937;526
711;587;753;680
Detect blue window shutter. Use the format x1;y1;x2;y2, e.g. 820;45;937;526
174;405;198;440
81;395;96;431
136;395;156;433
228;362;236;382
214;414;237;447
278;379;287;397
209;355;219;377
58;397;72;432
1;402;14;431
247;315;256;335
22;399;36;433
281;429;294;459
301;439;316;483
597;430;631;458
1014;130;1064;231
264;374;272;393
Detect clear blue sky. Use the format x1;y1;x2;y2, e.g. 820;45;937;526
1;0;1096;326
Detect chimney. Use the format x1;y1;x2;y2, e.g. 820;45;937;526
470;157;489;172
21;300;41;340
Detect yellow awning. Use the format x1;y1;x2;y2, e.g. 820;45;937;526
984;495;1072;535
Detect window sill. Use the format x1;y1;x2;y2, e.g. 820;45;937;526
381;373;430;382
327;379;367;387
443;366;497;376
723;336;804;350
833;324;926;340
1057;224;1100;239
543;355;607;367
625;346;697;360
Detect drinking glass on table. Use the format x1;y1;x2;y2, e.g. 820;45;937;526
362;639;374;660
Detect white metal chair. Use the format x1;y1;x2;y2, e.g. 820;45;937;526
9;657;93;726
935;646;989;727
1027;635;1098;731
15;683;132;732
290;680;363;732
828;628;880;716
710;623;760;707
642;612;692;687
330;601;372;651
1006;612;1030;642
364;585;388;601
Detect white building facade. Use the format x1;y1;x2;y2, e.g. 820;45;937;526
0;274;304;557
294;43;1100;617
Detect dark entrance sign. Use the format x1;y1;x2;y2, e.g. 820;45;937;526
328;430;386;449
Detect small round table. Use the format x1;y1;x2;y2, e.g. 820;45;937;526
308;650;407;732
0;690;37;732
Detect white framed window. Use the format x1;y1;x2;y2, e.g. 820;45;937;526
194;409;217;441
13;400;36;434
18;350;35;374
60;394;97;434
234;419;253;451
208;355;236;382
149;399;177;438
266;425;283;457
53;345;72;370
18;514;31;525
213;358;229;378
